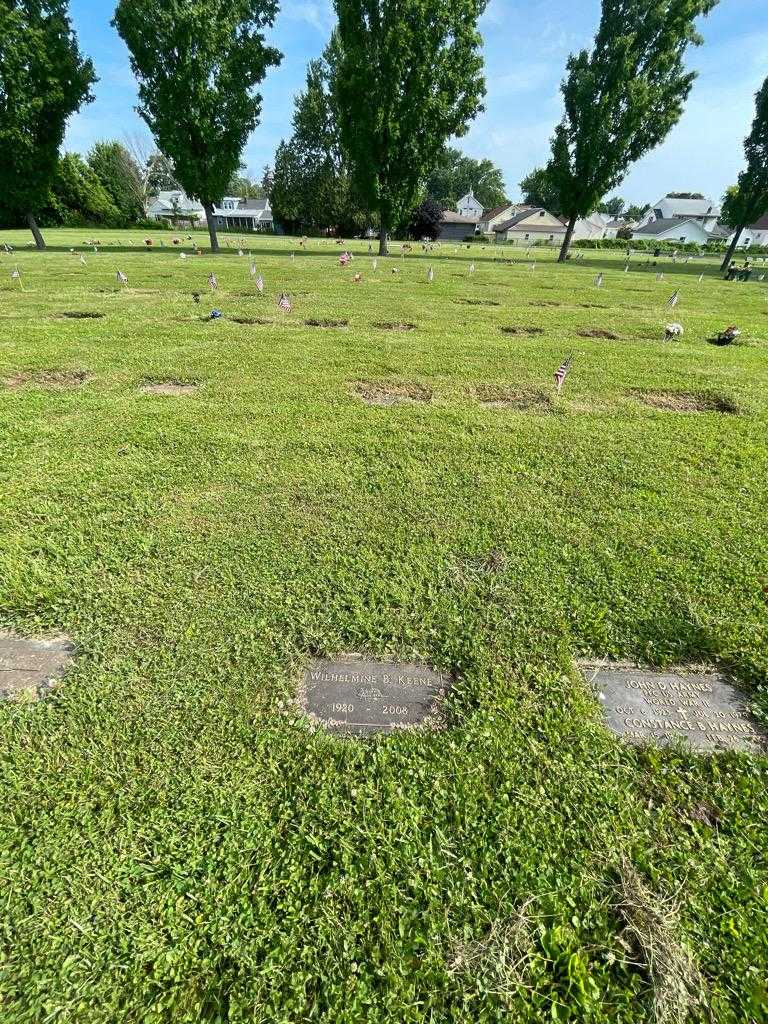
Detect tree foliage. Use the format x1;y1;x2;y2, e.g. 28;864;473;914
270;34;367;236
545;0;718;260
146;152;180;195
625;202;651;221
44;152;122;226
720;75;768;268
597;195;626;217
87;141;145;223
519;166;560;211
0;0;96;247
332;0;487;254
113;0;281;251
426;147;506;210
408;197;444;240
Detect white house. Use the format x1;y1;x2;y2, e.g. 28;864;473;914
147;190;206;225
456;190;484;220
631;218;712;245
494;208;566;245
638;195;720;232
210;197;274;232
478;202;521;234
569;211;610;241
731;214;768;248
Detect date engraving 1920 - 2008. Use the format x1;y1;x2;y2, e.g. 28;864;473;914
300;656;451;737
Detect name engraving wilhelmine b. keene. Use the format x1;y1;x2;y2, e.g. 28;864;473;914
301;656;451;736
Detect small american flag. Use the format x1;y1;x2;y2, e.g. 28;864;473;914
656;272;664;282
427;266;434;282
698;273;704;284
277;292;291;312
594;272;604;288
80;254;87;266
250;262;257;277
667;289;680;308
372;258;378;272
116;270;128;285
208;273;218;291
554;355;573;393
10;267;20;280
469;262;475;275
237;249;244;257
255;274;264;293
290;252;295;261
529;263;536;273
624;264;629;273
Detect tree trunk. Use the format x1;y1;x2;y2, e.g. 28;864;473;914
558;212;577;263
720;225;743;272
204;203;219;252
27;213;45;250
378;211;388;256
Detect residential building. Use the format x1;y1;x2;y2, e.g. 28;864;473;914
637;195;721;232
478;203;522;235
438;211;479;241
210;197;274;232
567;211;610;241
493;208;567;245
456;190;484;220
731;214;768;248
147;190;206;225
631;218;712;245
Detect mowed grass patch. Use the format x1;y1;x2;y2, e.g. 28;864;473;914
0;230;767;1023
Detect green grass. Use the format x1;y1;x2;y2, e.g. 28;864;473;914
1;228;767;1023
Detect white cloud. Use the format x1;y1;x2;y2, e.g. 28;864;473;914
283;1;334;33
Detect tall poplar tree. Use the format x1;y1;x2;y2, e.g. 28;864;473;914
332;0;487;255
113;0;281;252
720;76;768;270
546;0;717;262
0;0;96;249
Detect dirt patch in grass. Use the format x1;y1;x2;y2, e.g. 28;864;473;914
472;384;552;410
3;369;89;389
305;318;348;328
579;303;608;309
530;300;561;307
140;380;199;397
57;311;105;320
455;298;501;307
231;316;273;325
372;321;417;331
501;326;544;336
578;328;619;339
631;390;739;414
351;380;432;406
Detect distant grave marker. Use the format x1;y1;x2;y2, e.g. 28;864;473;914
582;663;766;753
300;655;451;736
0;633;75;702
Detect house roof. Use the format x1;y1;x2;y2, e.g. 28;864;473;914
656;196;720;217
481;203;516;221
150;190;204;213
441;211;478;224
748;213;768;231
707;222;731;239
494;208;565;233
633;218;704;236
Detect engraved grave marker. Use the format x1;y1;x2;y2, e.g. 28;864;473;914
301;656;451;736
582;663;766;753
0;633;75;702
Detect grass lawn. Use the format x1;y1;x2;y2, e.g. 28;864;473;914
1;228;767;1023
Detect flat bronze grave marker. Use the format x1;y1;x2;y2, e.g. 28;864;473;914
582;663;766;754
0;633;75;702
301;656;450;736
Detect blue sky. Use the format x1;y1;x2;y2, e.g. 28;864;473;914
65;0;767;206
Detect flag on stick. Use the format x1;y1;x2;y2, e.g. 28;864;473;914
372;258;378;272
554;355;573;394
208;273;218;291
277;292;292;312
427;265;434;282
698;273;703;284
80;254;87;266
667;289;680;308
250;262;258;277
116;270;128;285
255;274;264;294
469;262;475;275
11;266;23;289
594;272;604;288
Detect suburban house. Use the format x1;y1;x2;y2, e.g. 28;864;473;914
631;218;713;245
210;197;274;232
604;218;637;238
456;190;484;220
731;214;768;248
637;195;721;232
493;208;567;245
567;211;610;241
147;190;206;225
438;210;478;241
478;203;521;235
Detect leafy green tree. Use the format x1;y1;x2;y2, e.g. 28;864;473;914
113;0;282;251
270;34;367;236
45;152;122;226
519;166;560;211
333;0;487;255
625;202;651;221
545;0;717;262
227;162;265;199
0;0;96;248
87;141;144;223
261;165;275;197
426;147;506;210
719;75;768;269
146;152;180;195
597;195;625;217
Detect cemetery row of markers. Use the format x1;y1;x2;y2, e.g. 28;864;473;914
1;635;766;754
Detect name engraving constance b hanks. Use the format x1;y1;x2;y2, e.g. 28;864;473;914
300;656;451;736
